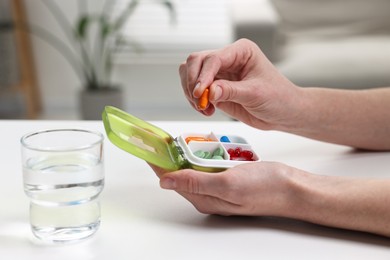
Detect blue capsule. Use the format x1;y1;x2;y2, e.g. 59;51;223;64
220;136;231;143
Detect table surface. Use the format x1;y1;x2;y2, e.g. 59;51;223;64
1;120;390;259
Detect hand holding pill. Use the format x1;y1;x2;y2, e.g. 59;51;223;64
162;38;390;238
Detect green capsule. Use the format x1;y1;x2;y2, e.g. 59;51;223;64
213;147;224;157
194;150;206;158
212;155;224;160
204;151;212;159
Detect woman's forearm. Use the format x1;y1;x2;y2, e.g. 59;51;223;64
284;87;390;150
285;168;390;237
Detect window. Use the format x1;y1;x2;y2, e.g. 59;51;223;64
112;0;233;64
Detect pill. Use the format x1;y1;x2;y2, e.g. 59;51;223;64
198;88;210;110
227;147;255;161
212;147;224;157
194;148;225;160
194;150;206;158
220;136;231;143
185;136;213;144
241;150;254;159
204;151;212;159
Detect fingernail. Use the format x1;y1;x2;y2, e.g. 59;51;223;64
160;177;176;190
193;82;201;97
212;85;222;101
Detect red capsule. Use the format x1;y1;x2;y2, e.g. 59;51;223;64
241;150;253;160
234;147;241;157
228;147;256;161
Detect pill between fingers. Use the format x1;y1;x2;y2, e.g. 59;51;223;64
198;88;210;110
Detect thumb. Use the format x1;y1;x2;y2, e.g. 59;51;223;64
210;79;258;105
159;169;223;196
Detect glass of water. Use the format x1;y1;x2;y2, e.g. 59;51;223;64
20;129;104;243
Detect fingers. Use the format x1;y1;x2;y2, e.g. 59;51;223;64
159;169;229;198
179;51;213;112
210;79;260;106
150;163;242;215
159;169;243;215
176;191;240;216
179;39;261;114
180;50;213;97
179;52;226;114
192;54;222;98
148;163;167;178
179;62;216;116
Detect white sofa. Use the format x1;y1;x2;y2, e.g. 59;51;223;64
229;0;390;89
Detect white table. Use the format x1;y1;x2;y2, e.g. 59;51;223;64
1;120;390;259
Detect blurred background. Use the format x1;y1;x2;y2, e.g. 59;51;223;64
1;0;389;120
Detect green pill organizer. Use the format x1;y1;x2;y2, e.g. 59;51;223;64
102;106;260;172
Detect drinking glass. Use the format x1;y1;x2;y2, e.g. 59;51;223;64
21;129;104;243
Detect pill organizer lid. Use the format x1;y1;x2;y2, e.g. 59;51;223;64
102;106;184;171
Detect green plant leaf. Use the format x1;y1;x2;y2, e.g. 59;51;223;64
76;15;90;39
99;16;112;39
36;0;177;90
161;0;176;24
113;0;139;32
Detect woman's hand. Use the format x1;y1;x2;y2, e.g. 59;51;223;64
151;162;390;237
179;39;302;131
180;39;390;149
151;162;295;217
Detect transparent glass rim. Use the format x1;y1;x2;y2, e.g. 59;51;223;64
20;128;104;152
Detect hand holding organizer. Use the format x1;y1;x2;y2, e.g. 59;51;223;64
102;106;260;172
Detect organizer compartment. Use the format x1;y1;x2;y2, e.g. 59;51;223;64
181;132;218;144
177;132;260;169
187;141;229;161
215;134;248;144
222;143;259;161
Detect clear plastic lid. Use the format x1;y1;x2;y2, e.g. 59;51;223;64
102;106;185;171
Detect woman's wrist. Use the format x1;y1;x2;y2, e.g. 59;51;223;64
280;167;390;236
272;84;309;133
262;163;315;218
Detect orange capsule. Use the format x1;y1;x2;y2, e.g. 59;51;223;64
185;136;213;144
185;137;205;143
198;88;210;110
